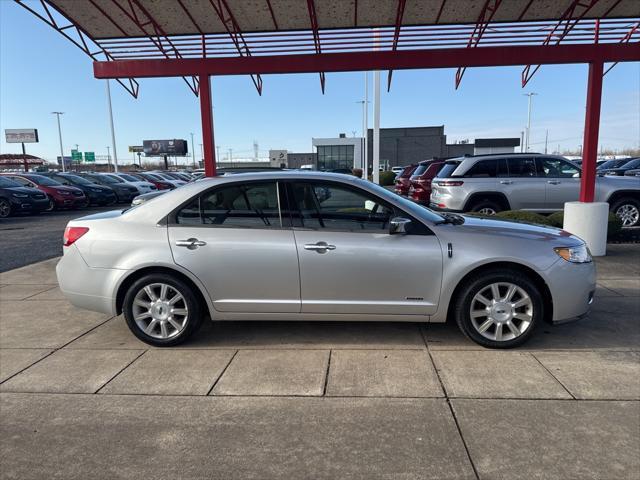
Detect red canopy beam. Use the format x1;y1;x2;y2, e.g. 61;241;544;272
208;0;263;95
386;0;407;92
455;0;503;89
580;61;603;202
93;43;639;79
521;0;602;87
306;0;326;93
604;21;639;75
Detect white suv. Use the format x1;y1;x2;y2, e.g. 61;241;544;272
430;154;640;226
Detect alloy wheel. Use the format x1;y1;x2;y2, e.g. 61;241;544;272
45;197;55;212
132;283;189;339
469;282;533;342
615;204;639;227
477;207;497;215
0;199;10;218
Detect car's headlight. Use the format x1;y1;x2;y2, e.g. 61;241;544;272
90;188;102;193
554;244;592;263
11;193;28;198
57;189;70;195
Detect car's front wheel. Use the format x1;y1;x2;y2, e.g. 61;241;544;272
45;196;56;212
123;273;203;347
453;270;543;348
612;197;639;227
0;198;11;218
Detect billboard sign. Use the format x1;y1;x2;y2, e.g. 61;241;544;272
143;139;188;157
84;152;95;162
128;145;144;153
5;129;39;143
269;149;288;167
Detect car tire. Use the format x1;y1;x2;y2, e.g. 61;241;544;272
611;197;640;228
0;198;12;218
468;199;502;216
45;196;56;212
453;269;543;349
123;273;203;347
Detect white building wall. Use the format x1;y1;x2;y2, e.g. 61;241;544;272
474;146;516;155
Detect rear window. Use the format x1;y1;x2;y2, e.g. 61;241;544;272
435;162;461;178
412;164;428;177
399;165;416;178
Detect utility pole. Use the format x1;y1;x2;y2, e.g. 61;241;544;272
105;80;119;172
523;92;537;152
216;145;221;165
228;148;232;163
372;29;380;184
190;133;196;168
544;129;549;154
52;112;66;172
520;131;524;153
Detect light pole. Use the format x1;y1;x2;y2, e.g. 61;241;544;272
190;132;196;168
52;112;66;172
105;79;119;172
106;146;112;172
363;72;369;179
523;92;537;152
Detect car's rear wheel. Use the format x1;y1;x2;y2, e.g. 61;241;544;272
45;196;56;212
453;270;543;348
0;199;11;218
123;273;203;347
469;200;502;216
611;197;639;227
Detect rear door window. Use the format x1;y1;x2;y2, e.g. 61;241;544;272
507;157;538;177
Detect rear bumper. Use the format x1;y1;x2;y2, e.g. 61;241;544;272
56;245;126;316
429;203;463;213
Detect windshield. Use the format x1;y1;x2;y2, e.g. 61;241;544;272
143;173;163;181
60;174;94;185
0;176;22;188
598;159;628;169
436;162;461;178
90;174;118;184
118;173;138;181
104;174;124;183
29;175;61;186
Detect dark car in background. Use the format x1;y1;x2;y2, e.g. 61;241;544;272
601;158;640;177
408;160;445;204
394;164;418;196
2;173;87;211
596;158;632;173
78;173;139;203
0;176;49;218
40;172;117;206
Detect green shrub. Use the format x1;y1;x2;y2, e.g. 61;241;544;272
546;211;623;239
494;210;554;226
378;171;396;186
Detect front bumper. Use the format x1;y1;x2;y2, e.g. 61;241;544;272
10;196;49;213
545;259;596;323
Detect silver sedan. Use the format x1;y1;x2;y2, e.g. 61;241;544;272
57;171;596;348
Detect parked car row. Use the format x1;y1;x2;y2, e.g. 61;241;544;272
598;157;640;177
394;159;445;205
0;170;199;218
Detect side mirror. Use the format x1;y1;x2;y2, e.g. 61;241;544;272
389;217;412;235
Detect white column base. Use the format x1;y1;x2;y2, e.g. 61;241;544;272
563;202;609;256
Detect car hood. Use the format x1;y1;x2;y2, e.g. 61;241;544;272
456;215;583;246
54;185;83;193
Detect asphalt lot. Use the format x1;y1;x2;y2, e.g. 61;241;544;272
0;246;638;479
0;206;117;273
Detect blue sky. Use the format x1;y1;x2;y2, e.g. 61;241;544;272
1;1;638;164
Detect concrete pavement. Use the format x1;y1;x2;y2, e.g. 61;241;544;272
1;245;639;479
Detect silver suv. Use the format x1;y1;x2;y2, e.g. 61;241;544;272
430;154;640;227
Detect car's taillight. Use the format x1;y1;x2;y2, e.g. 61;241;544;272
63;227;89;247
436;180;464;186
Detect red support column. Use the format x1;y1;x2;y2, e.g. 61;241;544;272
199;74;216;177
579;61;603;202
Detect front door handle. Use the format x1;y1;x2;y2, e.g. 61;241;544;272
547;180;561;185
499;180;513;185
175;238;207;250
304;241;336;253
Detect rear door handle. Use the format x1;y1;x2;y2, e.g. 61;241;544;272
304;241;336;253
547;180;561;185
499;180;513;185
175;238;207;249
